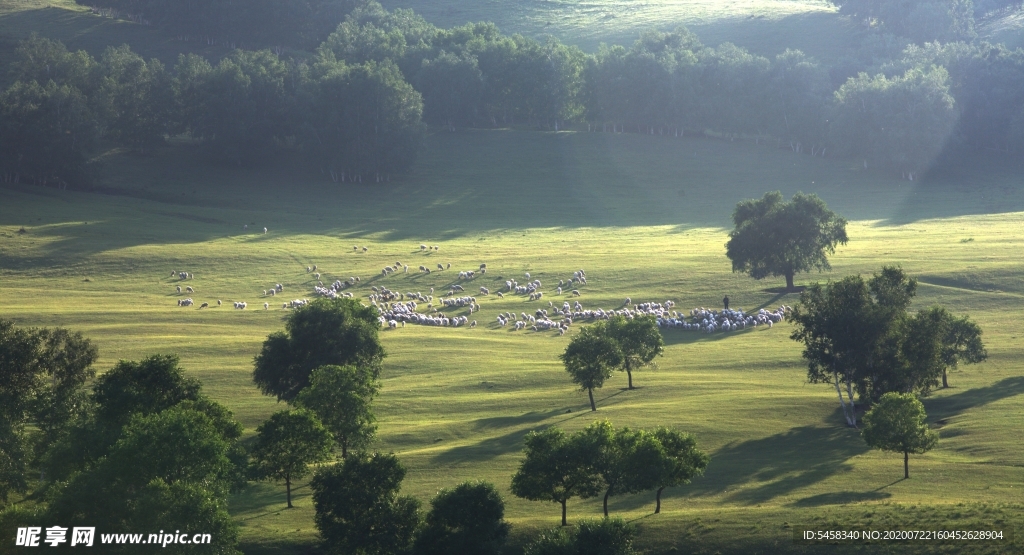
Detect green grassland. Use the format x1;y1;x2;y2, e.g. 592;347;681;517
2;129;1023;553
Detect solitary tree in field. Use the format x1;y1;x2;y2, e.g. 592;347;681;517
253;297;385;402
250;409;333;508
605;315;664;390
861;392;938;479
934;308;987;389
510;427;603;526
294;365;378;458
650;427;709;514
561;324;623;411
726;191;848;291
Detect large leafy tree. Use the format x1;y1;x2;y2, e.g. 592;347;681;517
791;266;986;426
46;407;241;554
585;422;666;517
510;427;603;526
649;428;709;514
253;298;385;402
605;315;663;390
0;321;97;503
250;409;334;508
561;324;623;411
412;481;509;555
311;452;420;555
861;392;939;479
726;191;848;291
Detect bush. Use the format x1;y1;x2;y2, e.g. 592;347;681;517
523;518;637;555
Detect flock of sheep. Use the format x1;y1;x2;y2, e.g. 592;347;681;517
168;247;788;340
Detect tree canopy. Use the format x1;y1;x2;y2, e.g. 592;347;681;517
861;392;939;478
413;481;509;555
650;428;709;513
294;364;378;458
560;324;623;411
311;452;420;555
253;297;385;402
726;191;848;291
510;427;604;526
250;409;334;508
604;315;664;390
790;266;986;426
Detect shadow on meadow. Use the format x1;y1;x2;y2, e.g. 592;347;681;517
679;422;868;506
923;376;1024;420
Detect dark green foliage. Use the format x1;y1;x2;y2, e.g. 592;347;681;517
604;315;663;390
294;365;378;458
250;409;334;508
510;427;604;526
97;45;172;152
46;407;241;553
311;452;420;555
861;392;939;478
253;298;385;402
791;266;986;426
413;481;509;555
828;0;976;42
560;323;623;411
726;191;848;291
0;321;97;504
831;67;957;175
583;422;666;517
649;428;709;513
523;518;637;555
93;354;202;427
0;79;98;187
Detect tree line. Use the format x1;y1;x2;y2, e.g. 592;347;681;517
5;2;1024;189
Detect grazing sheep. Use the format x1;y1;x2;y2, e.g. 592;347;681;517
176;286;181;293
420;244;427;251
269;289;276;296
525;272;530;279
307;266;312;272
276;284;283;291
557;287;562;295
264;302;269;310
354;246;359;251
217;300;222;306
572;290;581;296
315;273;320;280
263;227;267;234
470;320;477;327
496;291;504;298
313;265;317;271
404;265;408;273
362;246;368;252
437;264;444;271
479;263;487;270
480;287;489;295
199;302;209;309
186;286;194;293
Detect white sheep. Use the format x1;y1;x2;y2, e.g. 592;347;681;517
264;302;269;310
186;286;194;293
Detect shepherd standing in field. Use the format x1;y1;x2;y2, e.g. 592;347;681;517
723;295;730;310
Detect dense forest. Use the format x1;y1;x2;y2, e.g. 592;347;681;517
2;0;1024;188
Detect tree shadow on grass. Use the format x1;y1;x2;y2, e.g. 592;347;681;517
923;376;1024;421
679;421;869;506
789;490;892;507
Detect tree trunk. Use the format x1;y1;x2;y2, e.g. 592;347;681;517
785;272;795;291
942;368;948;389
341;438;348;459
655;487;664;514
588;387;596;411
603;490;610;517
285;475;293;508
561;500;567;526
904;451;909;479
627;369;634;389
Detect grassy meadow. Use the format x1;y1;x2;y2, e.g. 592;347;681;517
2;129;1023;554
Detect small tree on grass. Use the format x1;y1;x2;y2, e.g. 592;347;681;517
726;191;848;291
861;392;938;479
413;481;509;555
295;364;378;458
250;410;333;508
561;324;623;411
605;316;664;390
311;452;420;555
649;428;709;513
511;427;603;526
